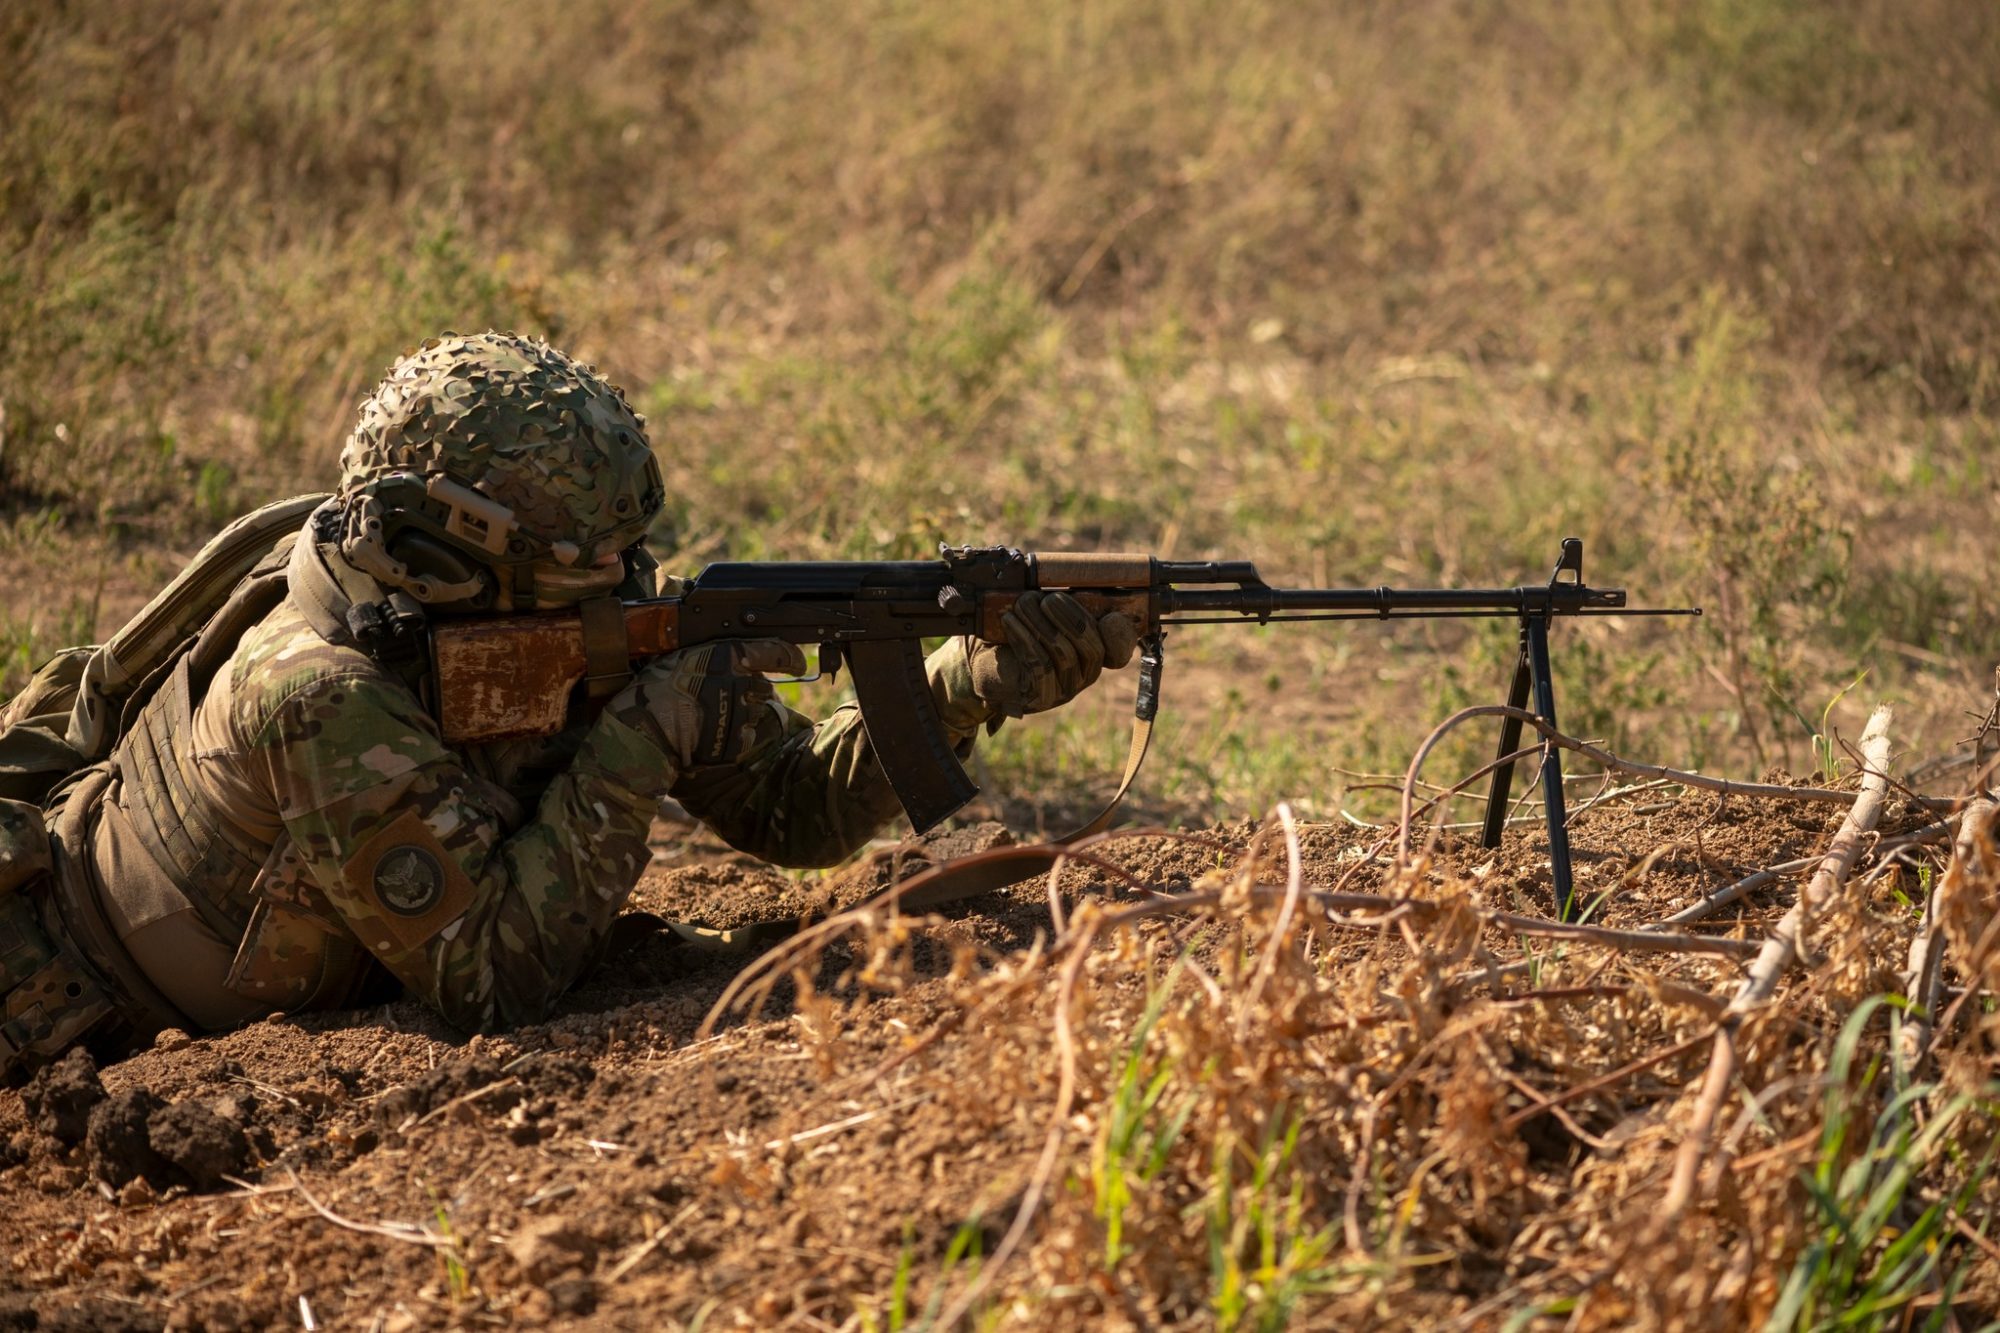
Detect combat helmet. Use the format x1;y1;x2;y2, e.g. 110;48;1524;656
335;331;665;611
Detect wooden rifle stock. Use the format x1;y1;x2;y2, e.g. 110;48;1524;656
430;600;683;745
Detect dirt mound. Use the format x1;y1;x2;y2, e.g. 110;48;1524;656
0;787;1992;1329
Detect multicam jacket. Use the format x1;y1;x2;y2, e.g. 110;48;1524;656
76;531;950;1035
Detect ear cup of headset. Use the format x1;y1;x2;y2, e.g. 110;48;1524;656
387;532;494;611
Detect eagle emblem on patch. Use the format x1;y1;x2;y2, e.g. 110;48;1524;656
373;845;446;917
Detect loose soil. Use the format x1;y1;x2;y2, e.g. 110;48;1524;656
0;781;1984;1330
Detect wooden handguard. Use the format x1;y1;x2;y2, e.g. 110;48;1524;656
975;589;1153;644
967;552;1157;642
1032;552;1154;586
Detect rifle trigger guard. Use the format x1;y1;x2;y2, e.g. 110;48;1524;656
762;644;834;686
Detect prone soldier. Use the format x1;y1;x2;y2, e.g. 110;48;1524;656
0;332;1135;1078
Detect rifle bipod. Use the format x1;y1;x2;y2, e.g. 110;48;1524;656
1479;537;1587;921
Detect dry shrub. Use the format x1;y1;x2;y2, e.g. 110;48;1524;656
1940;806;2000;1055
711;784;1998;1328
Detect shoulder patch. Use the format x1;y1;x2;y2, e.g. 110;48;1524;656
374;845;445;916
339;809;476;955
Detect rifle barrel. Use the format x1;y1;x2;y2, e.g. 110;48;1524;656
1159;584;1627;617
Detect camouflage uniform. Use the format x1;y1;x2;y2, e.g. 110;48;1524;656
0;333;1069;1074
62;532;968;1038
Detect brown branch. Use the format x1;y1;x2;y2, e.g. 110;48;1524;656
1085;884;1764;959
1647;821;1953;932
1644;857;1817;930
1659;705;1896;1222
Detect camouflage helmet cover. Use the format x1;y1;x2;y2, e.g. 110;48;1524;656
337;331;664;606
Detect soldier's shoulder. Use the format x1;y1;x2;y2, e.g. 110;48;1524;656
232;599;381;693
230;600;423;739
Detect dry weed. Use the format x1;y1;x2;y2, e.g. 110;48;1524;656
693;748;1999;1328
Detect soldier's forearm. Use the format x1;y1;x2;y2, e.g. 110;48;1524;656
672;656;991;870
453;712;671;1026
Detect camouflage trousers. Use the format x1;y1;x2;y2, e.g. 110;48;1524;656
0;799;117;1083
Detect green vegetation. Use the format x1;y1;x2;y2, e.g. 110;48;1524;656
2;2;1994;803
1768;999;1999;1330
866;1217;989;1332
1202;1116;1351;1331
1091;962;1201;1270
1071;962;1372;1329
1;594;96;698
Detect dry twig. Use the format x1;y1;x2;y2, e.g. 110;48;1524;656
412;1077;520;1129
1234;803;1305;1039
1895;807;1986;1076
1659;705;1896;1220
603;1201;701;1282
932;905;1105;1328
1924;797;2000;1060
1647;821;1953;931
282;1168;457;1249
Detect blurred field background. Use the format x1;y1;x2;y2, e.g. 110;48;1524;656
2;0;1996;822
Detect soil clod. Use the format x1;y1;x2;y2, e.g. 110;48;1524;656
508;1215;597;1284
20;1048;103;1147
547;1275;599;1316
145;1099;250;1189
85;1088;169;1189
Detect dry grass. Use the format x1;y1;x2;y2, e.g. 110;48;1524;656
714;756;2000;1328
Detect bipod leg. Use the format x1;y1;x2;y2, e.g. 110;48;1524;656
1523;614;1578;921
1481;628;1534;851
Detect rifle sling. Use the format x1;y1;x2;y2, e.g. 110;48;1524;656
1049;630;1162;846
1059;707;1154;846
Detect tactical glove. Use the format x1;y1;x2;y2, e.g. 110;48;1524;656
948;590;1140;725
610;639;808;769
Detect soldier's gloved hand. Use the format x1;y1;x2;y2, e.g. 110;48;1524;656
959;591;1140;721
609;639;808;769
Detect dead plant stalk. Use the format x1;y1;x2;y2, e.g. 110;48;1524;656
1898;801;1990;1074
1659;705;1896;1220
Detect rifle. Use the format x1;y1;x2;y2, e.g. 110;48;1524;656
431;538;1696;919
